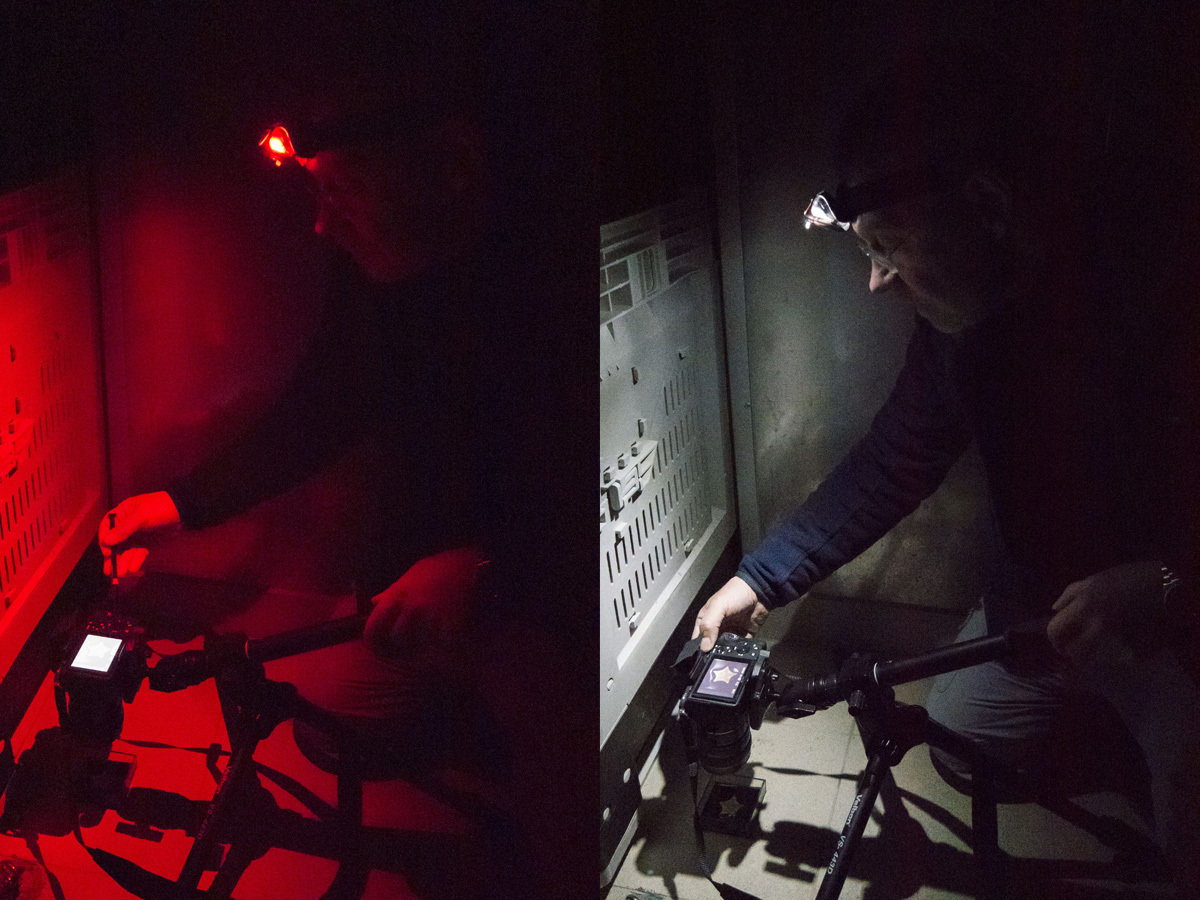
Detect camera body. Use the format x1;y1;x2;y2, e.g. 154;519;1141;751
55;611;149;744
679;633;772;774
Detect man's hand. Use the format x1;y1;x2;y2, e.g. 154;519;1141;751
98;491;183;580
691;576;770;652
1048;561;1160;664
364;546;488;657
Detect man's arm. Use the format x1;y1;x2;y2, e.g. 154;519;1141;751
738;321;972;609
167;275;367;529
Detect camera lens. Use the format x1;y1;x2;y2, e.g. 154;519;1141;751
699;712;751;774
60;684;124;745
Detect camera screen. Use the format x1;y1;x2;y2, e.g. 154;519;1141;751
71;634;123;673
694;657;749;701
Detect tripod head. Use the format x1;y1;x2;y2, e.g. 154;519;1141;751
147;611;373;693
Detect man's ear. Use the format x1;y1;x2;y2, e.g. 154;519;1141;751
962;172;1012;241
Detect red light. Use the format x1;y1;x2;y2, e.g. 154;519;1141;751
258;124;308;168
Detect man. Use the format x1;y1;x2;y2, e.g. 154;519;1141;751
96;4;594;895
692;45;1200;889
101;56;496;759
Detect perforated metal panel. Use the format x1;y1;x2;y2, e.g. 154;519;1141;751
0;169;107;675
600;197;735;746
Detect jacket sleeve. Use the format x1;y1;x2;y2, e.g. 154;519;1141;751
737;322;972;608
166;285;367;530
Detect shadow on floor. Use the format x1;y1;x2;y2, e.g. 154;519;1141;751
627;717;1175;900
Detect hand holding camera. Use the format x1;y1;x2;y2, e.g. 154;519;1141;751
678;632;774;774
691;576;770;653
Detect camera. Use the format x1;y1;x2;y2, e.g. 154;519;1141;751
0;612;149;834
678;633;774;774
54;611;149;744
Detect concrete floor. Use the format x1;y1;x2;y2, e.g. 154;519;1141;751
606;599;1179;900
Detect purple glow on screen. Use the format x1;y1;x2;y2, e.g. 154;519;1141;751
695;658;748;700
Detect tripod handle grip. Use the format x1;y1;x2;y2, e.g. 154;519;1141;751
245;612;370;663
775;653;875;713
774;614;1054;713
776;671;841;714
874;614;1053;687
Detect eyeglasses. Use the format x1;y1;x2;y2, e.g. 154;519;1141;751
853;226;919;275
258;100;451;170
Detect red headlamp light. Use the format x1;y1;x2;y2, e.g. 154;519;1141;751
258;124;310;168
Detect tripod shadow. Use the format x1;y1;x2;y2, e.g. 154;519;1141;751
110;760;505;900
630;718;1171;900
626;723;775;900
2;726;508;900
760;766;1173;900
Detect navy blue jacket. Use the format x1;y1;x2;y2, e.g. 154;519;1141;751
739;303;1185;622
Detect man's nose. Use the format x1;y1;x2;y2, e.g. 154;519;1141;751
314;202;343;240
868;262;898;293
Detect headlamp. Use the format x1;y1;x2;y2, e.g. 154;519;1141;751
258;102;449;169
803;192;851;231
258;124;309;168
803;167;940;231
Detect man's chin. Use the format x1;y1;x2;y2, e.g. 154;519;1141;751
911;294;981;335
920;312;968;334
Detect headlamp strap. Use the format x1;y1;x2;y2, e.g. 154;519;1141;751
828;167;938;224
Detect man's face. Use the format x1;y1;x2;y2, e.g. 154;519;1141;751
850;187;1002;334
306;145;442;283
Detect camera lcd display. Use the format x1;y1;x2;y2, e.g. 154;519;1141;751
71;634;123;673
694;657;749;701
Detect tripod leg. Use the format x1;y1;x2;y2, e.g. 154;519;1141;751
206;837;261;899
318;861;370;900
876;765;921;831
925;717;1010;898
337;769;364;860
314;770;370;900
817;751;891;900
971;766;1007;900
177;740;259;889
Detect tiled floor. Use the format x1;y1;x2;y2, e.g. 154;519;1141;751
607;600;1178;900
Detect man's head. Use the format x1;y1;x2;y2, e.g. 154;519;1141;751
821;45;1043;332
272;3;489;283
841;167;1015;333
303;113;487;283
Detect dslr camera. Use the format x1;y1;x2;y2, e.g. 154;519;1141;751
678;633;776;774
54;610;150;744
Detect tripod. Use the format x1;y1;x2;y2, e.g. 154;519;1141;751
145;611;377;897
766;616;1053;900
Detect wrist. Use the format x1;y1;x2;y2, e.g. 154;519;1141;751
732;570;772;609
147;491;183;528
